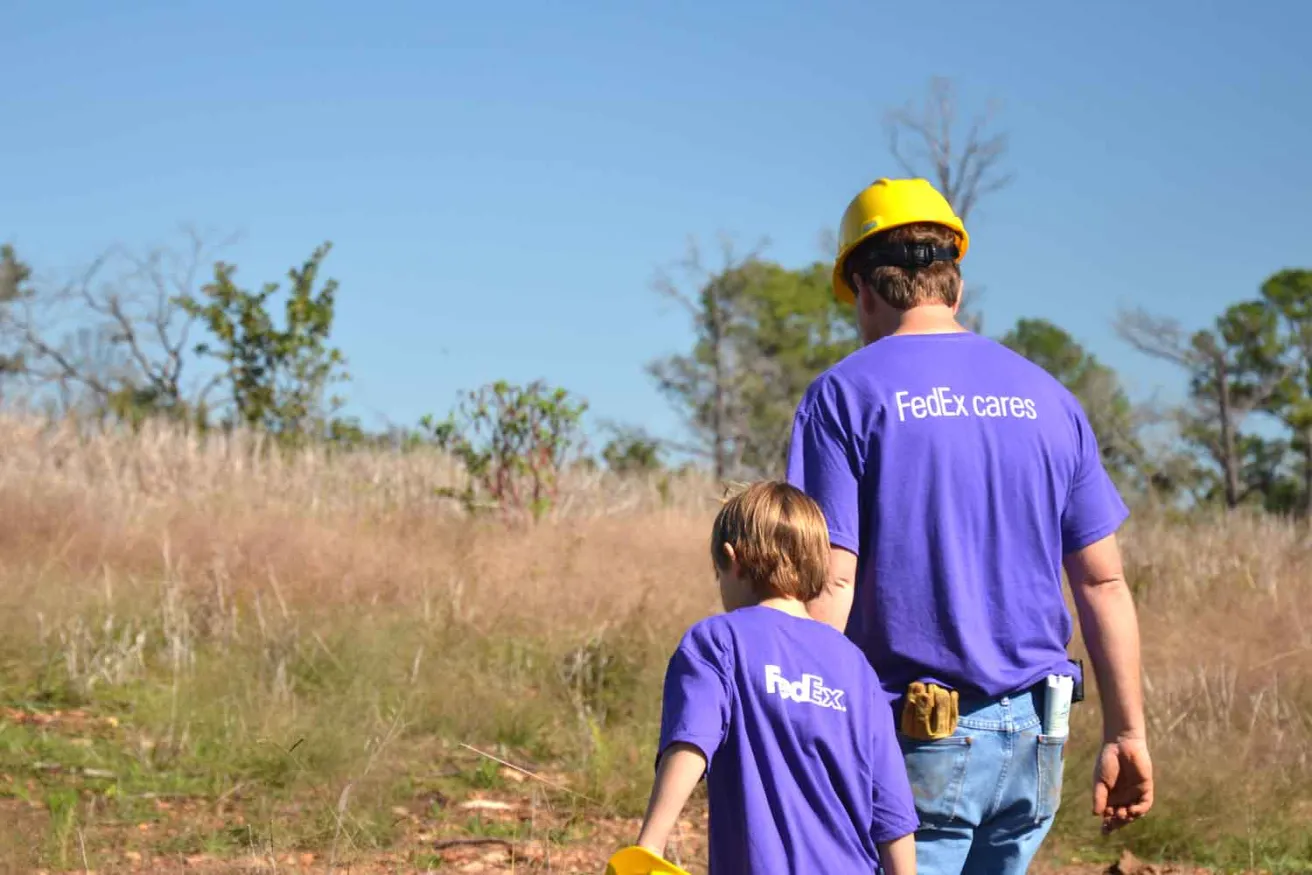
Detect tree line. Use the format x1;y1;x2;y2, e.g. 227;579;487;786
2;78;1308;519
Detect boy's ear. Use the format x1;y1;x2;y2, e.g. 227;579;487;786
720;543;737;568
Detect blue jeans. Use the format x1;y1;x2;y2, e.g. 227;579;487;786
897;688;1066;875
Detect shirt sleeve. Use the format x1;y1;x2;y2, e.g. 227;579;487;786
785;400;862;555
867;687;920;843
657;627;732;770
1060;404;1130;555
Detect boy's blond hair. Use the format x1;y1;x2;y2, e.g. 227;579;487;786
710;481;831;602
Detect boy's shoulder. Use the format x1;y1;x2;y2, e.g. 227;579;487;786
681;609;879;678
673;609;792;669
674;613;737;666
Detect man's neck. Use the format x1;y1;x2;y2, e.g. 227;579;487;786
890;305;968;336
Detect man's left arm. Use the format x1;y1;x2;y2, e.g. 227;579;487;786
1066;533;1152;833
1060;406;1150;833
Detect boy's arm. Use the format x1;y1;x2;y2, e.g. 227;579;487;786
636;744;708;855
640;628;730;856
876;834;916;875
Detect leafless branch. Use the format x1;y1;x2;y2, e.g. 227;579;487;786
651;232;771;316
885;77;1013;222
1114;305;1299;508
647;233;772;480
6;227;237;415
1115;307;1293;413
1113;307;1200;369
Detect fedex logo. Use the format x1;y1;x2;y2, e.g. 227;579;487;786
893;386;1039;422
764;665;847;712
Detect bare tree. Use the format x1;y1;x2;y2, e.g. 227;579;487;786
5;228;236;419
646;234;770;481
885;76;1013;330
1115;307;1289;508
885;76;1014;224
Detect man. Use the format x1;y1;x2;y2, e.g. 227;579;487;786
785;178;1153;875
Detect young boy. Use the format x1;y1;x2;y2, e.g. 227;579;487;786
633;481;918;874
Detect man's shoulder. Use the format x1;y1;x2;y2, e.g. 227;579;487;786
794;346;878;421
798;335;998;405
815;334;1084;404
972;336;1085;398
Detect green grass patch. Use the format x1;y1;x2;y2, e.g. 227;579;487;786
0;579;1308;872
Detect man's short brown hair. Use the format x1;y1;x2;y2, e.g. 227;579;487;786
710;481;830;602
844;222;963;310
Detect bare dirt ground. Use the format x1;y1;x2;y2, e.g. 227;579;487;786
2;785;1228;875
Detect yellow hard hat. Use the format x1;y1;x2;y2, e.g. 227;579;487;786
604;846;692;875
832;178;969;305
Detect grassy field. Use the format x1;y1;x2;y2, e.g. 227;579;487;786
0;415;1309;874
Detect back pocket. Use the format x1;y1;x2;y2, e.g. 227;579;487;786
898;735;972;826
1036;735;1067;822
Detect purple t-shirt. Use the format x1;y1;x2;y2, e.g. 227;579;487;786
659;605;917;875
785;332;1129;701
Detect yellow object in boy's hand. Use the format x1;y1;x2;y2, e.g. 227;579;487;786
604;845;692;875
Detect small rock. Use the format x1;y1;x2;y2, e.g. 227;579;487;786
123;851;142;864
459;799;514;811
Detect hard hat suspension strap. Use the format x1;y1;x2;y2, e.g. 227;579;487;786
856;242;959;270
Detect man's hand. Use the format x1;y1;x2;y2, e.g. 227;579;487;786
1093;737;1153;834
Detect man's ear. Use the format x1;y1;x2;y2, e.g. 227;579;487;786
852;276;872;315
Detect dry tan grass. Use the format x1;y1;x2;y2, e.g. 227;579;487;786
0;412;1310;870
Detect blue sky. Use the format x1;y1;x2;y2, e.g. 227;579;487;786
4;0;1310;446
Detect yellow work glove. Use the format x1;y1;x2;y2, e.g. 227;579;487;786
900;681;960;741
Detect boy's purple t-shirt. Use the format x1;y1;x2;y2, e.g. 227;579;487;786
659;606;917;875
785;332;1129;701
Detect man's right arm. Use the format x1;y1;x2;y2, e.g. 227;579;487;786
784;397;863;635
810;546;857;634
1064;533;1154;832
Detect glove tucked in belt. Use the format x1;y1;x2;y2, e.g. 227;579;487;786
900;681;959;741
